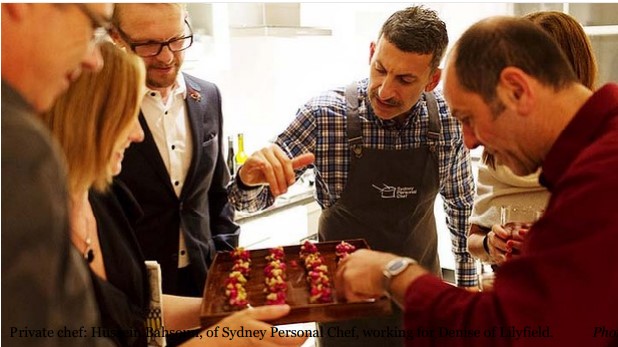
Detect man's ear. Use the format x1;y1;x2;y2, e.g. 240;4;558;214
424;68;442;92
496;66;533;115
369;41;376;64
109;29;126;48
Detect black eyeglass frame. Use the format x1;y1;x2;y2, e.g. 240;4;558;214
115;19;194;58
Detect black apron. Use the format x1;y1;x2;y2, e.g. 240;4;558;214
317;83;442;347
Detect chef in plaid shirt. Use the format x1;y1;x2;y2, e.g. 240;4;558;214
228;6;476;347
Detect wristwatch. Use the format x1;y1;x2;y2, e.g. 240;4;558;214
382;257;417;296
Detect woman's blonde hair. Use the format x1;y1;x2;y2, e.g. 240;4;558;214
41;42;145;193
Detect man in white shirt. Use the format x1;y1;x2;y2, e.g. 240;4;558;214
112;3;239;300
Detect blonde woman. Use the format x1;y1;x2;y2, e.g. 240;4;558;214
41;42;305;347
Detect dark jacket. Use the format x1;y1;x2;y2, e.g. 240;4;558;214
117;73;239;295
2;80;111;346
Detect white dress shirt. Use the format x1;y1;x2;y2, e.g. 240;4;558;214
141;73;193;268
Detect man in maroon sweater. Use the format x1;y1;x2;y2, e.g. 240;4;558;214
335;16;618;347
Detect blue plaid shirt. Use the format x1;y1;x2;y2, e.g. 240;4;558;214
229;78;477;286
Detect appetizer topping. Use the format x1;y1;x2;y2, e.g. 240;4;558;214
264;247;288;305
299;241;333;303
231;260;251;276
265;291;287;305
335;241;357;261
226;247;252;308
299;240;318;258
265;246;286;261
309;283;333;304
230;247;251;262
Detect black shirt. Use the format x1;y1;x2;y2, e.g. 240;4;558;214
89;181;149;347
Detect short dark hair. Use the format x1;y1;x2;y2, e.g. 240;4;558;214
378;6;448;72
481;13;597;168
453;16;578;105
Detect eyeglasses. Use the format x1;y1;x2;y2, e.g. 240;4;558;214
74;4;113;44
115;20;194;58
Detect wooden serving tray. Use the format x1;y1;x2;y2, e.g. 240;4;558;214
200;239;392;327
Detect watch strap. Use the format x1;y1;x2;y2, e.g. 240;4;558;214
381;257;417;296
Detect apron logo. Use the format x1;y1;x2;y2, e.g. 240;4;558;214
372;184;417;199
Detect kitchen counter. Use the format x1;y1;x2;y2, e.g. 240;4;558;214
235;172;320;250
234;174;317;223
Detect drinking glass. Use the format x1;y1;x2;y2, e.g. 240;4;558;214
476;260;495;292
500;205;544;237
477;205;544;291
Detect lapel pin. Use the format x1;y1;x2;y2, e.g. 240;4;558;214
189;91;202;102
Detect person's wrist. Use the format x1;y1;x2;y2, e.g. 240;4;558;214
381;257;417;297
483;234;490;254
235;167;260;191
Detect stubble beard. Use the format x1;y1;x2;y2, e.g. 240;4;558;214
146;64;180;89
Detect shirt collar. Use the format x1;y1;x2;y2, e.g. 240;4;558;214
540;84;618;191
359;79;422;129
143;72;187;99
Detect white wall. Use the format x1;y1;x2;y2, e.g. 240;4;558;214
183;3;511;152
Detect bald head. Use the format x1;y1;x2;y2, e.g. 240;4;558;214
443;16;593;176
448;16;578;106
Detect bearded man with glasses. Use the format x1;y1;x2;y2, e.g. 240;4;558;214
2;3;114;346
111;2;239;317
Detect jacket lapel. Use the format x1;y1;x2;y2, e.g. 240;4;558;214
181;74;205;199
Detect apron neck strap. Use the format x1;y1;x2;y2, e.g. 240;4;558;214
345;82;363;158
424;92;441;140
345;86;441;157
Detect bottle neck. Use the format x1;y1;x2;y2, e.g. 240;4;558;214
237;135;245;151
235;134;247;165
228;137;234;153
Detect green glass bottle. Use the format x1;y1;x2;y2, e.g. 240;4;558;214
226;136;235;176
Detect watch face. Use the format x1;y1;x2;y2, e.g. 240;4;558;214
389;260;406;272
387;258;410;276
